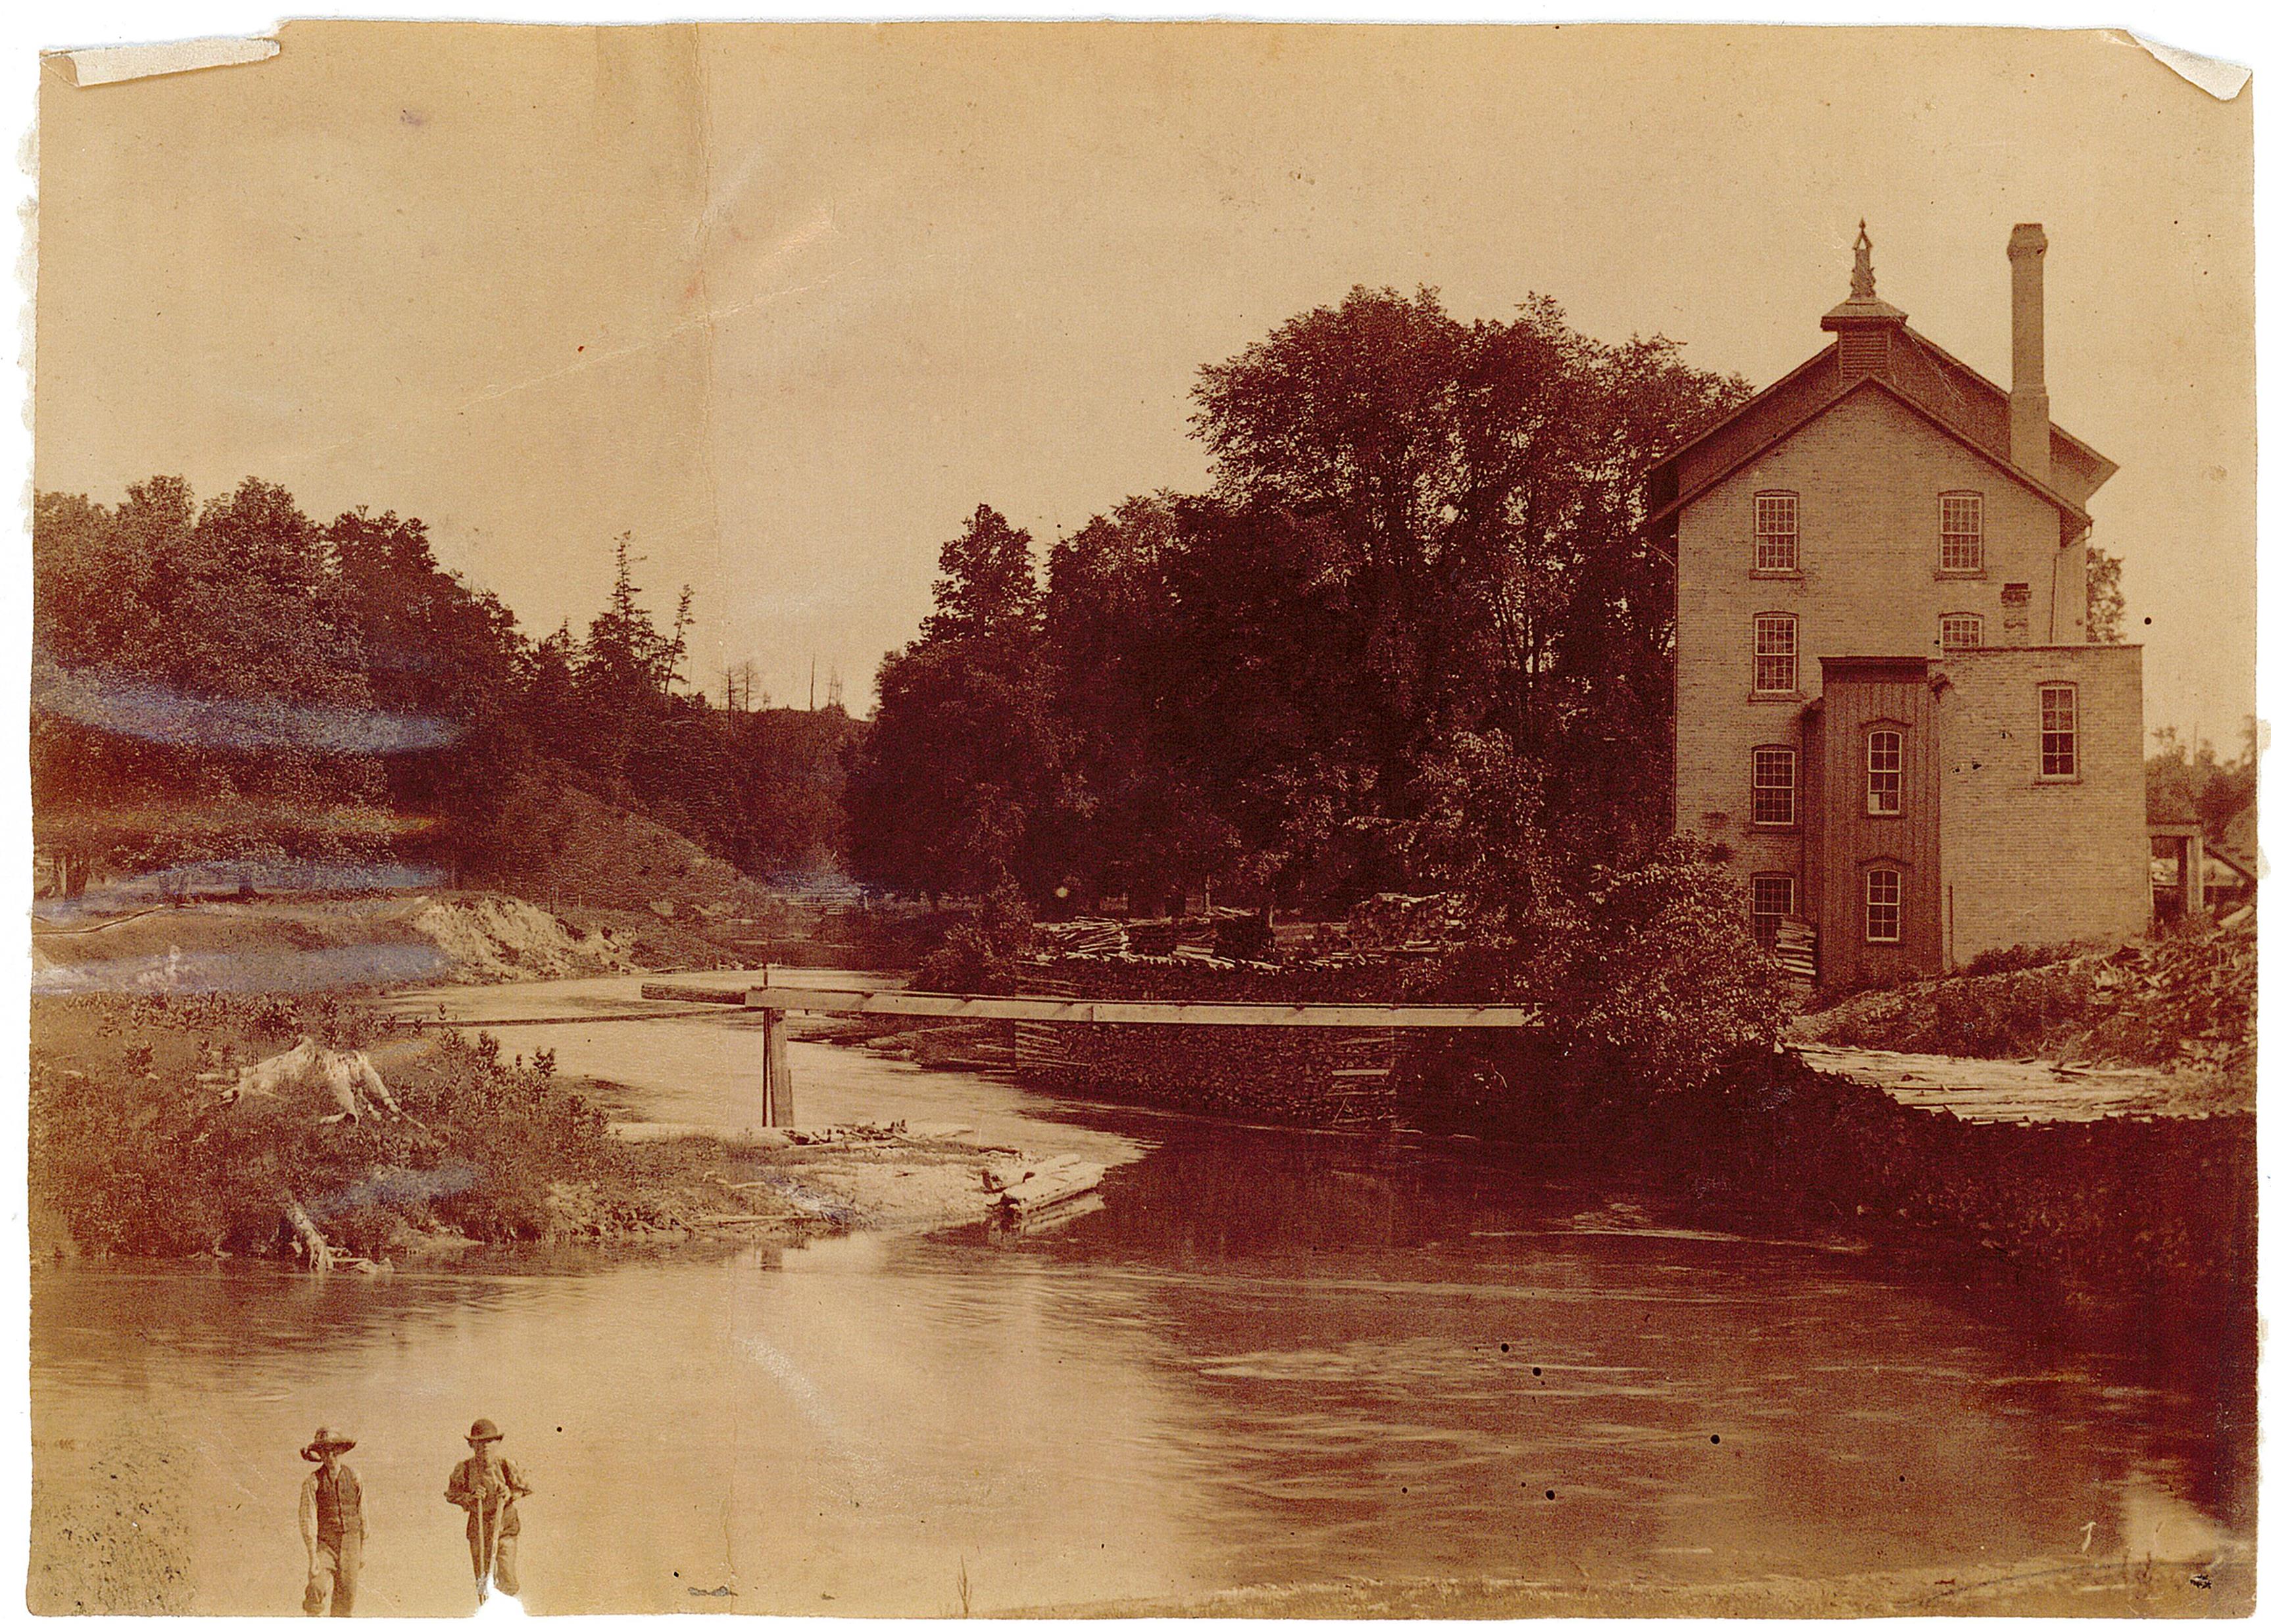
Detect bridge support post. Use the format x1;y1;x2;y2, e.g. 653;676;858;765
762;1008;795;1130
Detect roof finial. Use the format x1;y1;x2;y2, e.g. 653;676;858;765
1851;220;1877;300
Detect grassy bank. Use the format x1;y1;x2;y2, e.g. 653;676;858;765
29;993;1009;1265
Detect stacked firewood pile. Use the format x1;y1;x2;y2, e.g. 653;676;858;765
1025;1022;1399;1128
1008;958;1425;1128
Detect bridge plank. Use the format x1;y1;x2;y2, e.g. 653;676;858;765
741;988;1534;1028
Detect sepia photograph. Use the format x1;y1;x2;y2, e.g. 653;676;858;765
18;16;2260;1617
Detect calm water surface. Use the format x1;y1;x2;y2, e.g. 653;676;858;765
30;973;2245;1614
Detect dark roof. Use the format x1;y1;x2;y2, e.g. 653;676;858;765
1820;654;1932;680
1647;325;2116;540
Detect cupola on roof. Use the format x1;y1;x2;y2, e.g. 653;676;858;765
1820;222;1909;332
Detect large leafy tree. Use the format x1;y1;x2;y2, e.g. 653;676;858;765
2086;545;2127;644
326;506;530;878
1041;494;1236;912
1177;286;1746;903
848;506;1060;899
846;287;1749;914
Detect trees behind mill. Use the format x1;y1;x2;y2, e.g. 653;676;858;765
848;285;1751;919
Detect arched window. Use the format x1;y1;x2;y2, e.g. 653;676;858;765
1751;874;1796;950
1753;492;1799;572
1939;612;1984;650
2040;684;2078;777
1864;868;1903;943
1866;727;1904;816
1753;614;1797;694
1751;746;1796;825
1940;492;1984;573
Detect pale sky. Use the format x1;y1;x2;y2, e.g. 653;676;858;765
36;23;2255;746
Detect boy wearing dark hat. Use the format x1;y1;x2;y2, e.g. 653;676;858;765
297;1427;365;1617
445;1418;531;1601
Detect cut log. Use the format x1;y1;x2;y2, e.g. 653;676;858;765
981;1152;1081;1193
996;1160;1106;1220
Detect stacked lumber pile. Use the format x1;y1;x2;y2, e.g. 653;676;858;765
1030;911;1274;967
1032;919;1131;957
1790;1045;2248;1124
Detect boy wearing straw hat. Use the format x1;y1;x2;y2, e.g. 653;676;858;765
297;1427;365;1617
445;1418;531;1601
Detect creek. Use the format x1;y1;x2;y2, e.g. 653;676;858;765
30;970;2244;1613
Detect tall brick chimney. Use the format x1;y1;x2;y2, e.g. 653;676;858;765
2007;224;2051;479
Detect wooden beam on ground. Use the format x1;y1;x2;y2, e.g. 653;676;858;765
743;987;1533;1028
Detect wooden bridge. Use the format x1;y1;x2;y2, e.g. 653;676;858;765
641;982;1537;1130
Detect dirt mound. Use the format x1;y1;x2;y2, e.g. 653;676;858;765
403;894;633;983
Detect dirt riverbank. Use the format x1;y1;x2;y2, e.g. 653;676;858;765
30;889;763;995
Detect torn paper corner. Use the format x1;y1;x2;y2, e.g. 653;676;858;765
57;36;280;88
2120;32;2253;102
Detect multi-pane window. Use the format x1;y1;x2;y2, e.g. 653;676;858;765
2041;684;2078;777
1751;874;1795;951
1753;614;1797;694
1940;613;1984;650
1753;492;1799;571
1865;869;1903;943
1866;728;1903;815
1940;492;1984;572
1751;746;1796;826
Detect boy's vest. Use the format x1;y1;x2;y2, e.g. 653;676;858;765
314;1467;364;1544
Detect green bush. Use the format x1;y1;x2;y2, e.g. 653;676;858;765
910;886;1035;993
1533;836;1795;1093
1961;938;2094;977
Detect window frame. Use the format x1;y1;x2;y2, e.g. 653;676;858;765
1751;745;1797;827
1865;727;1905;817
1863;867;1903;945
2039;683;2079;779
1939;491;1985;574
1939;612;1984;651
1751;873;1797;951
1753;613;1799;696
1753;491;1799;573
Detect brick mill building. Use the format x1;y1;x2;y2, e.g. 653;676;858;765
1648;224;2150;988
